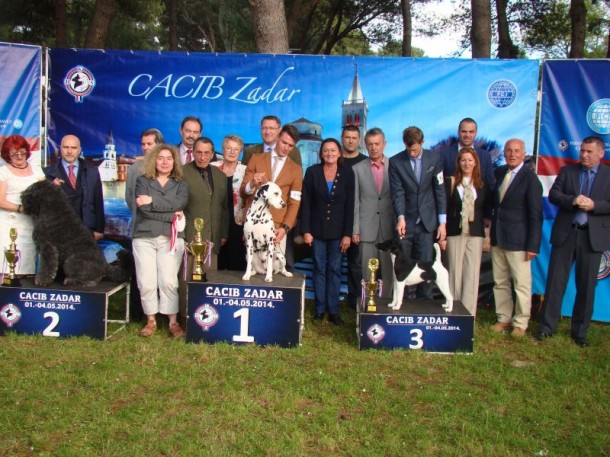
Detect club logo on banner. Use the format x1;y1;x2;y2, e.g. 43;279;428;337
487;80;517;108
0;303;22;327
64;66;96;103
586;99;610;134
599;251;610;280
366;324;385;344
194;304;219;331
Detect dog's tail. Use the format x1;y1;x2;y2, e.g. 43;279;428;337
433;242;442;262
105;249;132;282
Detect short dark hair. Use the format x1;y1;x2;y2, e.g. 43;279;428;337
261;115;281;126
581;136;605;152
180;116;203;132
194;136;215;151
364;127;385;141
341;125;361;136
318;138;344;166
458;117;478;130
402;126;424;147
141;128;164;144
279;125;299;144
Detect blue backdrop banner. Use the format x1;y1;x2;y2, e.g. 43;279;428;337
534;59;610;323
47;49;539;238
0;42;41;157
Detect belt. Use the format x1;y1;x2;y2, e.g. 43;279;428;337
571;223;589;230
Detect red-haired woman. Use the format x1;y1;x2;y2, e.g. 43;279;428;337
0;135;45;275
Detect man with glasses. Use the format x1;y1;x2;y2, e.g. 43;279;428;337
242;115;301;167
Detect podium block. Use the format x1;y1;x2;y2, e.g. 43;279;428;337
0;278;130;340
186;270;305;347
358;299;474;353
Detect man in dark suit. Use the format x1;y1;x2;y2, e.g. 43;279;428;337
490;138;542;337
241;115;301;167
389;126;447;299
177;116;202;165
241;125;303;253
44;134;105;240
440;117;495;190
537;136;610;347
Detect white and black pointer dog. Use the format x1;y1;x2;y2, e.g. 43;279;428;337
376;237;453;313
21;180;130;288
242;181;293;282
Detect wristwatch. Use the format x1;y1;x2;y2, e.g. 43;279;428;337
281;224;291;233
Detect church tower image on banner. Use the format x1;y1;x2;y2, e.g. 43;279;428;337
341;66;368;152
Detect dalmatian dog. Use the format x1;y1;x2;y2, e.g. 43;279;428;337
376;237;453;313
242;182;293;282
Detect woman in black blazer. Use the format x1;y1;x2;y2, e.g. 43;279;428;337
301;138;354;325
442;147;490;317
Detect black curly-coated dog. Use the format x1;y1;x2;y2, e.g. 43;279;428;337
21;180;130;288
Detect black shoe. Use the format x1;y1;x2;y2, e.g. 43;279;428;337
534;332;552;342
572;337;590;347
314;313;325;321
329;314;344;326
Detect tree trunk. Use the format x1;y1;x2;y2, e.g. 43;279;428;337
606;28;610;58
471;0;491;58
569;0;586;58
53;0;67;47
167;0;178;51
84;0;119;49
401;0;412;57
496;0;517;58
249;0;290;54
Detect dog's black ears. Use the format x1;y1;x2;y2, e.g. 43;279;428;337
255;183;270;197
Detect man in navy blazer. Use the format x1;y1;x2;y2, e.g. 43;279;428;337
389;126;447;299
538;136;610;347
490;139;542;337
440;117;495;190
44;134;105;240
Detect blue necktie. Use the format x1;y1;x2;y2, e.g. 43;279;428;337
574;170;591;226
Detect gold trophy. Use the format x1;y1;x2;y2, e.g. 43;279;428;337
3;228;21;287
188;218;211;282
365;258;380;312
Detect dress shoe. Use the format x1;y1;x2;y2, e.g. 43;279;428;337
314;313;325;321
534;332;552;342
490;322;511;333
572;337;590;347
511;327;526;338
328;314;344;326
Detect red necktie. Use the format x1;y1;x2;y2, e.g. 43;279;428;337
68;164;77;189
186;149;193;164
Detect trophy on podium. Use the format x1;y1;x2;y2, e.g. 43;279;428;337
365;258;380;312
188;218;212;282
3;228;21;287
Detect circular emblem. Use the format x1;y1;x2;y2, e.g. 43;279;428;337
488;80;517;109
64;66;96;103
12;119;23;129
1;303;22;328
586;99;610;135
194;304;219;331
366;324;386;345
598;251;610;280
558;139;569;152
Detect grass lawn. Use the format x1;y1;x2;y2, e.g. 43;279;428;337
1;303;608;456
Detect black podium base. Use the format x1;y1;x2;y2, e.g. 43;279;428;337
358;298;474;353
186;270;305;347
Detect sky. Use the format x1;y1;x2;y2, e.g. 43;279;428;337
410;0;465;58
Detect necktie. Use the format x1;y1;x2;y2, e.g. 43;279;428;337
574;170;592;225
272;156;283;182
413;158;421;184
202;168;212;194
499;171;512;202
68;164;77;189
186;149;193;164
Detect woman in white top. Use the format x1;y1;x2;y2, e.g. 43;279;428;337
0;135;45;275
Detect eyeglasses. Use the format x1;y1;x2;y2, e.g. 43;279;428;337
223;148;241;153
10;151;27;157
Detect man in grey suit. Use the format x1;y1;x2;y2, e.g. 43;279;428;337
352;128;394;299
490;139;542;337
537;136;610;347
389;126;447;299
241;115;301;167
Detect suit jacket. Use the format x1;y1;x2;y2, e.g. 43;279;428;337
490;164;542;252
240;152;303;229
549;162;610;252
445;179;491;237
440;144;495;191
43;158;105;233
183;163;229;254
241;143;302;167
389;149;446;233
352;158;393;242
132;175;188;238
300;164;354;240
